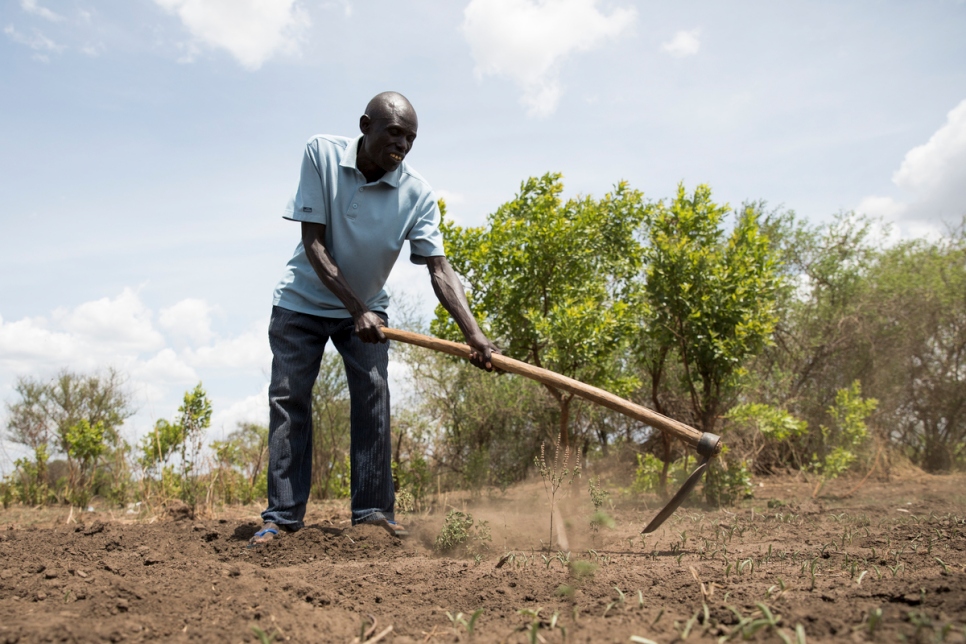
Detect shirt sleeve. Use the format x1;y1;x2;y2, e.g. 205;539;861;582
282;139;329;225
408;191;446;264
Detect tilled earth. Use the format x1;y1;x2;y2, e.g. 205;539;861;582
1;473;965;643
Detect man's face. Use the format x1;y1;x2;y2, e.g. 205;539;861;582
359;108;418;174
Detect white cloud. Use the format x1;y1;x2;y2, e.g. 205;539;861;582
0;290;273;469
135;348;199;385
893;100;966;201
184;326;271;372
661;28;700;57
55;287;165;353
855;195;905;221
322;0;352;18
4;24;64;55
20;0;64;22
209;383;270;438
0;314;79;372
857;98;966;227
461;0;636;117
80;42;105;57
154;0;310;70
160;298;214;345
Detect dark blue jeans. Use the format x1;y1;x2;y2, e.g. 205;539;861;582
262;305;394;529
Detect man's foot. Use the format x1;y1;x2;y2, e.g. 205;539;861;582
249;522;280;545
364;518;409;538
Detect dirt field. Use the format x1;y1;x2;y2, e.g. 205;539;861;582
1;472;964;643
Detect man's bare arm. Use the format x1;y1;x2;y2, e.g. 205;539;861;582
426;255;498;371
301;222;387;343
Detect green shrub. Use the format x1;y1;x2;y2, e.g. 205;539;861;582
703;451;753;506
434;510;491;556
631;453;687;494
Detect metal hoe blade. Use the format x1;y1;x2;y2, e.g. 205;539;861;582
641;432;722;534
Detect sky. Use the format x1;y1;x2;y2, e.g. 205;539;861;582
1;0;965;471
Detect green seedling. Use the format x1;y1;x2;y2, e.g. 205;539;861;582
518;607;544;644
613;586;626;605
446;609;484;638
569;559;597;581
680;608;700;639
251;626;279;644
739;558;755;576
935;557;950;574
856;570;868;586
630;637;659;644
555;584;575;598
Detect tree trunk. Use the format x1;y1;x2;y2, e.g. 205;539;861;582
558;396;572;451
659;431;671;499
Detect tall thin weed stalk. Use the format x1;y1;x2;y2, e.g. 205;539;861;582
534;438;581;550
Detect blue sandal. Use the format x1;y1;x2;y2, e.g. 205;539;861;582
249;523;279;546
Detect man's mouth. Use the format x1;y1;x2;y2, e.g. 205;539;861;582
388;152;403;163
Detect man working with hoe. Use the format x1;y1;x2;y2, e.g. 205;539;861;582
251;92;498;544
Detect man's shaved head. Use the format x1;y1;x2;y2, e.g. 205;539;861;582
356;91;419;183
365;91;417;126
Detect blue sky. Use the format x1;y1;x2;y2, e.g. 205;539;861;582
1;0;965;469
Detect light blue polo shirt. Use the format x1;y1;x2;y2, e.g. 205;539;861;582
273;134;445;318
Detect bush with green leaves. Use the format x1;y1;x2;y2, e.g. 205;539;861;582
726;403;809;473
62;419;108;507
139;383;212;506
434;510;491;556
210;422;269;505
9;444;51;506
811;380;877;496
4;368;132;506
433;178;647;450
639;186;781;494
703;450;754;506
630;452;687;494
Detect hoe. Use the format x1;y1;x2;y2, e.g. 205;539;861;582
381;328;722;533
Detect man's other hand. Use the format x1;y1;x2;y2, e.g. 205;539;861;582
354;311;388;343
466;333;499;371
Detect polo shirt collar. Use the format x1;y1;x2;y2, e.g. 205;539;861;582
341;135;402;188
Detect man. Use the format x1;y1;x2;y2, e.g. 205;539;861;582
252;92;497;544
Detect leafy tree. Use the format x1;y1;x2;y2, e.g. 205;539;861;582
811;380;877;496
433;175;647;449
725;402;808;473
63;419;107;506
750;212;881;420
640;184;780;494
139;383;212;505
9;444;50;506
4;368;132;505
211;422;269;504
863;232;966;471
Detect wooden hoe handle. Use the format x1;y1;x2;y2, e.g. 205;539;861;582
381;327;719;454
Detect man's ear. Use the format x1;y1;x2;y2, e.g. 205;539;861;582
359;114;371;135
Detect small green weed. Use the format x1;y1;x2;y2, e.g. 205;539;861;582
434;510;491;556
